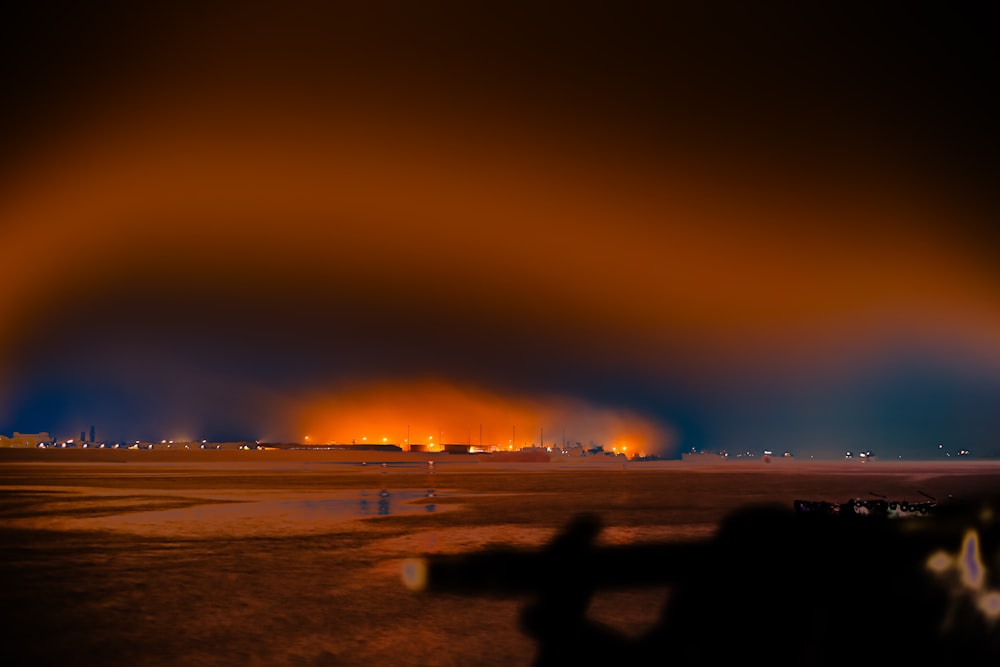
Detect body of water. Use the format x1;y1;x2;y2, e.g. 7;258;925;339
2;457;999;665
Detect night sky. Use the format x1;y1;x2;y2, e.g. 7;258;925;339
2;2;998;458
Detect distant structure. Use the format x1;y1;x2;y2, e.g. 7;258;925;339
681;449;728;462
0;432;52;448
90;425;95;443
80;431;86;443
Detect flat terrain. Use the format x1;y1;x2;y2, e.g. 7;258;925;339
3;451;1000;666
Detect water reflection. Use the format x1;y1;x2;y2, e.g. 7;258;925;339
12;488;449;538
425;488;436;513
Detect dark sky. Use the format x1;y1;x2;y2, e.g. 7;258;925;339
2;2;998;457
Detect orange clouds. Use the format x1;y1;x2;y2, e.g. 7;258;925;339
3;96;997;362
3;4;999;457
1;52;999;440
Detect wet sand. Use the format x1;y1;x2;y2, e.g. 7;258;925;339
3;451;1000;666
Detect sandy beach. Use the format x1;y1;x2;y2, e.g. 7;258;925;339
3;451;1000;666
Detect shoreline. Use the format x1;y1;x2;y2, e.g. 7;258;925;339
2;446;999;474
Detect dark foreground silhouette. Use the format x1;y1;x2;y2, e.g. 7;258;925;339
409;498;1000;665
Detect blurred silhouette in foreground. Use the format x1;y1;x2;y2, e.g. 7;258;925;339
404;497;1000;665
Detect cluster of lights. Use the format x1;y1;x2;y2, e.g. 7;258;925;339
33;432;650;458
37;436;238;450
938;444;972;457
35;431;647;455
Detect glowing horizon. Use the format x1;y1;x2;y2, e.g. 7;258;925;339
295;379;671;456
2;4;997;458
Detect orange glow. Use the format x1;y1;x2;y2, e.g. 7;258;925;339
295;379;671;453
2;97;1000;392
2;61;1000;442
